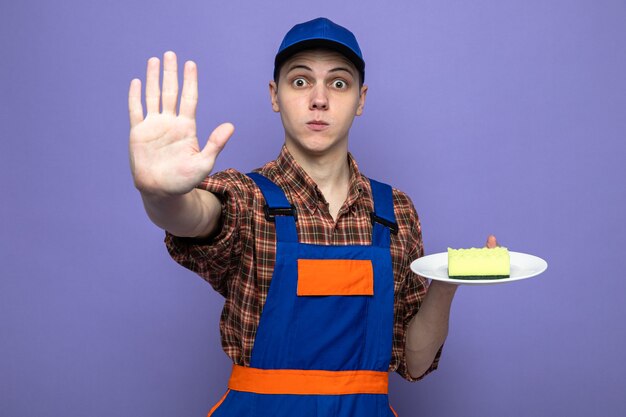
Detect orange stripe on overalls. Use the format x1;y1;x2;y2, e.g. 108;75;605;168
228;365;388;395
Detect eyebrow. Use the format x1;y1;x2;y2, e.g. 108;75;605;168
286;64;313;73
285;64;356;78
329;67;356;77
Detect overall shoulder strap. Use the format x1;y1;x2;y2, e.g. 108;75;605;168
369;178;398;248
247;172;298;242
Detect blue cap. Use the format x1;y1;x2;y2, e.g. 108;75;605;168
274;17;365;83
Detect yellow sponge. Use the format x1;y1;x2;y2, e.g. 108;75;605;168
448;247;510;279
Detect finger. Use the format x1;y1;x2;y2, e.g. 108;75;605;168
145;57;161;114
486;234;498;249
200;122;235;160
128;78;144;128
179;60;198;119
161;51;179;115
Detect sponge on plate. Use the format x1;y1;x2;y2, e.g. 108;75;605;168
447;247;510;279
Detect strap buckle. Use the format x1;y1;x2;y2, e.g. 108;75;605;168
370;212;399;235
264;205;297;222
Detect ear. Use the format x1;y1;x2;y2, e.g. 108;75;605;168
355;84;368;116
269;81;280;112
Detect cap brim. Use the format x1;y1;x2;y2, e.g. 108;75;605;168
274;39;365;82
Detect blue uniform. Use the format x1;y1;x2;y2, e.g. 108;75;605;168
208;173;399;417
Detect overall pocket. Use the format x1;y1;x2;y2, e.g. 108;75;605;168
290;259;374;370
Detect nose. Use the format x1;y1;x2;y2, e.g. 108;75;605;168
309;85;329;110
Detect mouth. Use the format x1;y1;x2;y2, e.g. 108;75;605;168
306;120;330;131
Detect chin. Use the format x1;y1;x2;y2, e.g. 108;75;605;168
297;140;338;156
292;133;346;155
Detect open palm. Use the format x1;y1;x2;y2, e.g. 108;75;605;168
128;51;234;197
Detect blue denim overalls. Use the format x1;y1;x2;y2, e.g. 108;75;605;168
208;172;398;417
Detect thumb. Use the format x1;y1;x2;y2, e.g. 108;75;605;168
485;234;498;249
201;122;235;160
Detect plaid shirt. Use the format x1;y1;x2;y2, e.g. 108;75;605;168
165;145;439;381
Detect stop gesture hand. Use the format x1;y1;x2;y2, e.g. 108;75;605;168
128;51;234;197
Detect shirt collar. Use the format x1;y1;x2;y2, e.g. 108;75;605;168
273;145;367;215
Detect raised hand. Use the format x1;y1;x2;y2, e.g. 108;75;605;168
128;51;234;197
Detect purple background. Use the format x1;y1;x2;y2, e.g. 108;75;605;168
2;1;625;416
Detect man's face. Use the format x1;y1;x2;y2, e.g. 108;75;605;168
270;49;367;158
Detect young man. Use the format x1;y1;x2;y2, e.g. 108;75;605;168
129;17;491;417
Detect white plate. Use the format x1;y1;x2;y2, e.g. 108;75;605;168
410;251;548;285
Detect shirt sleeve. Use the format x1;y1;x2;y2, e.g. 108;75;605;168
391;190;443;382
164;169;252;297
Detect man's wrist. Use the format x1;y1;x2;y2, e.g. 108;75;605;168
427;279;459;296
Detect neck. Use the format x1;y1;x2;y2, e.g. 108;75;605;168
284;141;351;221
285;142;350;188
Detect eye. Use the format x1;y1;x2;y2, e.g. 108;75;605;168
331;79;348;89
292;78;308;88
